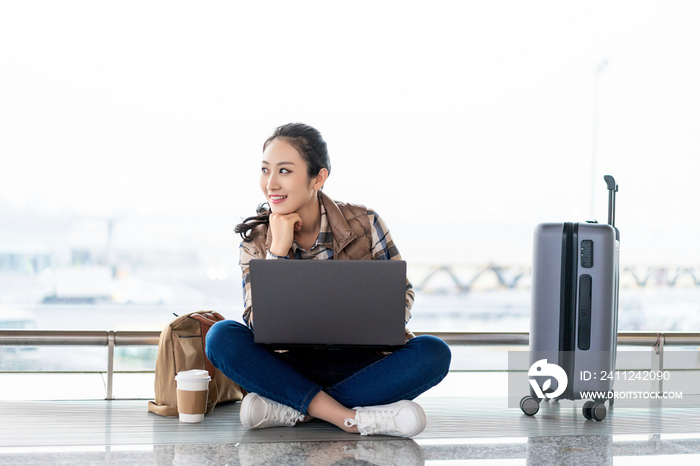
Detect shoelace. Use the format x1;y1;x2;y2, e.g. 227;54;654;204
344;409;398;436
267;403;304;426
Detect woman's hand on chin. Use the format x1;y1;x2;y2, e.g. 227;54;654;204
269;212;302;256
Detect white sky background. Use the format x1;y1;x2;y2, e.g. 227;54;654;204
1;1;699;265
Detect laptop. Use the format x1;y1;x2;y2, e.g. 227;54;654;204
249;259;406;350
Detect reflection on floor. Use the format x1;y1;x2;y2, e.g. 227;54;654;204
2;373;700;465
2;437;700;465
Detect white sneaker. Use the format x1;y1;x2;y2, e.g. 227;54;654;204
344;400;426;437
239;393;305;429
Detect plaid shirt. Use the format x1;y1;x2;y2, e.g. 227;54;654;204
239;201;414;329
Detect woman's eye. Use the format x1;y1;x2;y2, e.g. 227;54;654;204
261;167;268;174
280;168;290;174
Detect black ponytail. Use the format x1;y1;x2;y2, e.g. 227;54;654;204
235;202;270;241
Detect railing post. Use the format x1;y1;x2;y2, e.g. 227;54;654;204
651;332;664;395
107;330;115;400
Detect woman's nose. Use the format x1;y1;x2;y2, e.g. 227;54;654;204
266;173;279;190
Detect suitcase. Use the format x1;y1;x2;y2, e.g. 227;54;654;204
520;175;620;421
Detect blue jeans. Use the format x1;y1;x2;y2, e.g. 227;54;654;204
205;320;451;415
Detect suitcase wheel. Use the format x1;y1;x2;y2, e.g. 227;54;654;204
583;400;607;421
520;396;540;416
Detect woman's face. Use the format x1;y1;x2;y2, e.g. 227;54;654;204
260;138;320;215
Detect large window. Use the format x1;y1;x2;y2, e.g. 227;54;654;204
1;2;698;344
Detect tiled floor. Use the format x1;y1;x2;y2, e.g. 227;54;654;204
2;373;700;465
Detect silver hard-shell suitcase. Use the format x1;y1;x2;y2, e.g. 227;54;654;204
521;176;620;421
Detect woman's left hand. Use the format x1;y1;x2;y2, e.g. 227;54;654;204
269;212;302;256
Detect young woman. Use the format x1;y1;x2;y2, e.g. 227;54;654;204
206;123;451;437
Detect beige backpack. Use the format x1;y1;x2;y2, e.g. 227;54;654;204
147;311;245;416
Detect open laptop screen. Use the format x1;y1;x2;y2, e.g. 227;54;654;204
249;259;406;349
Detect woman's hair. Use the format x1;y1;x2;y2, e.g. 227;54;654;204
234;123;331;240
263;122;331;179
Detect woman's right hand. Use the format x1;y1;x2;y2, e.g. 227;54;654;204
269;212;302;257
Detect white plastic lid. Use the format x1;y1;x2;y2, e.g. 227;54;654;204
175;369;211;382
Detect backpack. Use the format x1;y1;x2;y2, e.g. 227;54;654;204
147;311;245;416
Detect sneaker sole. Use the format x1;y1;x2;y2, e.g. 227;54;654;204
399;400;427;437
239;392;260;428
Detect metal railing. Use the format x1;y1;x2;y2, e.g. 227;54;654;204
410;264;700;291
1;330;698;399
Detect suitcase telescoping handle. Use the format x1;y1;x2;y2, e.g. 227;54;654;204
604;175;618;227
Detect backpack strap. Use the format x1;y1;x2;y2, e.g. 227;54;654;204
189;312;225;380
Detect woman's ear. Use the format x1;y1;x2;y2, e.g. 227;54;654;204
313;168;329;191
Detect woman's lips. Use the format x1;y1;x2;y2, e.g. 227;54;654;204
269;195;287;204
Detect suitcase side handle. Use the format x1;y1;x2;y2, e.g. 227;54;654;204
604;175;618;227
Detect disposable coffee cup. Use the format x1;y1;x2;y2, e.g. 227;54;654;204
175;369;211;423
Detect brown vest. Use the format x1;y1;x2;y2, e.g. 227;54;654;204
249;191;372;260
